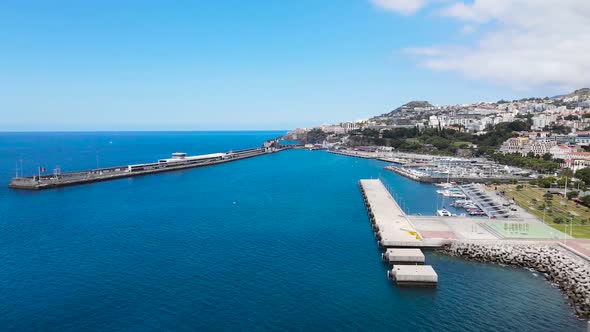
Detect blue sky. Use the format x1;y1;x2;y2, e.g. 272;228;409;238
0;0;587;131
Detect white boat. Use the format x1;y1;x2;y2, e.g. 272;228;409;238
434;182;456;188
448;192;467;199
437;209;452;217
438;189;466;198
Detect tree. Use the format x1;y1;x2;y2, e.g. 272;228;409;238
537;176;556;188
567;191;579;199
581;195;590;206
516;184;524;191
560;168;574;178
426;136;451;150
542;153;553;161
543;192;553;201
554;216;564;224
576;168;590;185
304;128;327;144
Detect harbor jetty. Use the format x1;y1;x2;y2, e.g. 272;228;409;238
9;142;299;190
442;241;590;317
359;179;423;248
359;179;438;287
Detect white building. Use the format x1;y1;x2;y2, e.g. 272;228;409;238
522;139;557;156
549;145;583;160
428;115;440;128
564;158;590;172
532;114;557;130
500;137;557;156
341;122;360;132
500;137;530;154
320;125;345;134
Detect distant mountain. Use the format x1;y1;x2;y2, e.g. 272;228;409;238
377;100;434;118
568;88;590;98
552;88;589;100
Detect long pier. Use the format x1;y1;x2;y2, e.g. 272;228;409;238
9;145;296;190
359;179;424;247
359;179;439;286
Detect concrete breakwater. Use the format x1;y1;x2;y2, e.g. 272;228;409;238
9;146;294;190
442;241;590;317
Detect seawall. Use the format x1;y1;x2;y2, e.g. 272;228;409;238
441;241;590;317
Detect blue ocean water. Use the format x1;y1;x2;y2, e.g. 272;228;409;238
0;131;584;331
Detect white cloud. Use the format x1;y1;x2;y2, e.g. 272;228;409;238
370;0;428;15
403;47;442;56
460;25;476;35
403;0;590;89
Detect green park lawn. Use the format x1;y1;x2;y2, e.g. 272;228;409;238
497;184;590;239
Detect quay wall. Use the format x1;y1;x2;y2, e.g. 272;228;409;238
441;241;590;317
328;150;377;159
384;166;528;184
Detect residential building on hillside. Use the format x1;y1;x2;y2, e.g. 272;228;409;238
563;157;590;172
523;139;558;156
549;145;584;160
500;137;530;154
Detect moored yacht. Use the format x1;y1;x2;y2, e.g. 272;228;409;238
437;208;452;217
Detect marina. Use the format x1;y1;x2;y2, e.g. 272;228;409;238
459;184;513;218
384;164;529;184
328;148;534;184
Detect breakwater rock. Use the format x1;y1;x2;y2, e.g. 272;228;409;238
441;241;590;317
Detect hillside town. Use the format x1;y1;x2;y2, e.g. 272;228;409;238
286;88;590;172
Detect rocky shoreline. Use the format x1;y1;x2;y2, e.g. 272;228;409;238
441;241;590;318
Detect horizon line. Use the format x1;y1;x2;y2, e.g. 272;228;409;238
0;129;290;133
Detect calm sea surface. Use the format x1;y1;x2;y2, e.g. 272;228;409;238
0;132;585;331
